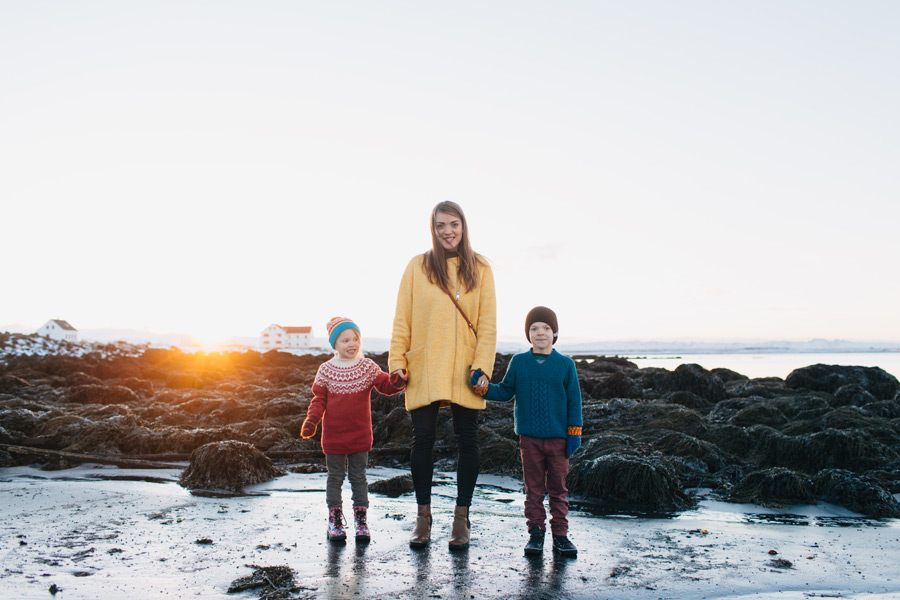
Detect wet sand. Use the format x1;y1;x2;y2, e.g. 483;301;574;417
2;464;899;599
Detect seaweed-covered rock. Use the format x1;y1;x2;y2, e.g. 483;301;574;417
814;469;900;518
728;467;814;506
0;407;42;436
652;431;728;472
665;364;726;402
0;425;18;444
769;395;831;420
730;377;791;399
730;401;788;428
179;440;285;492
710;368;749;384
832;384;878;408
861;399;900;419
786;365;899;400
661;391;712;412
256;396;306;419
701;424;754;459
477;426;520;474
0;447;13;467
630;402;707;437
0;374;34;393
108;377;155;396
65;384;139;405
591;371;643;399
228;565;303;599
65;372;104;387
368;473;414;496
567;453;693;512
372;406;412;448
579;433;642;458
751;426;896;473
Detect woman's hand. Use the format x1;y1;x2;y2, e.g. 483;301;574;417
470;369;489;396
390;369;409;388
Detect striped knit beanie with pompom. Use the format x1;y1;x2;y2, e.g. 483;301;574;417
326;317;360;349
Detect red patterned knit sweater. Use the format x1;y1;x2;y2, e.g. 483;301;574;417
307;356;403;454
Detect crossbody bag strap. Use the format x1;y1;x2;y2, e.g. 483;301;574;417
445;289;477;339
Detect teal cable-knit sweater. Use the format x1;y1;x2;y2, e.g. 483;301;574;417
484;349;582;439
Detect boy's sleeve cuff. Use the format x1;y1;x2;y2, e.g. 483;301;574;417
567;426;582;436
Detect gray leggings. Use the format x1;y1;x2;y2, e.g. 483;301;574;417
326;452;369;508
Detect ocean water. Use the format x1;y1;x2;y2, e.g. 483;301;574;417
625;352;900;380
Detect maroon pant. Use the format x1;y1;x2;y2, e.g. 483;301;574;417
519;436;569;536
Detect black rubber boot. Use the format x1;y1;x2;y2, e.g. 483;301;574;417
552;534;577;557
524;527;545;556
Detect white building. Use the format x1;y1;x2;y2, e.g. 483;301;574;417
260;324;312;349
38;319;78;342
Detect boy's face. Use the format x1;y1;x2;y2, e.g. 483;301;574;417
334;329;360;360
529;322;554;353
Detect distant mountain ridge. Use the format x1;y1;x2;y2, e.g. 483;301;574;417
2;325;897;355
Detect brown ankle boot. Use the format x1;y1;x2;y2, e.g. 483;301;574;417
409;504;431;549
448;505;470;550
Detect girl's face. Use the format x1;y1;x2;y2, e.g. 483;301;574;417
334;329;360;360
433;211;463;252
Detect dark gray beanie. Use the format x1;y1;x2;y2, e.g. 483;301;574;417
525;306;559;344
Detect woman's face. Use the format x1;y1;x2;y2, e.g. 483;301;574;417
434;211;463;252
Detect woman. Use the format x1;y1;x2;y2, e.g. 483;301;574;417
389;201;497;551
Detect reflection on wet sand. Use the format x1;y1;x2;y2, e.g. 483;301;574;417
325;542;370;598
519;553;569;599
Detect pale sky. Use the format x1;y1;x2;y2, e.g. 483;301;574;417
2;1;898;345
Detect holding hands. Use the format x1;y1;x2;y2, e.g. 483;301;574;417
390;369;409;389
470;369;488;396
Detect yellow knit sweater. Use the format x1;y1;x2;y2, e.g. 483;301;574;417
389;254;497;411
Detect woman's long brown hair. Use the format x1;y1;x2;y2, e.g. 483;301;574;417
423;201;484;294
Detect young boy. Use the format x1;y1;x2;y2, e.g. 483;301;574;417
473;306;582;557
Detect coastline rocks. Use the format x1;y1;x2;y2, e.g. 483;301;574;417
728;467;815;506
664;364;727;402
368;473;414;496
3;345;900;517
814;469;900;518
477;426;520;475
785;364;899;400
179;441;285;492
567;453;693;512
832;384;878;408
590;372;643;400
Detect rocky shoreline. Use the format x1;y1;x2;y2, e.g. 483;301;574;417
1;341;899;518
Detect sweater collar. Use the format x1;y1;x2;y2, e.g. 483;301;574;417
329;354;363;368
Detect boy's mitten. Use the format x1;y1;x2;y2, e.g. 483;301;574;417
300;418;318;439
566;426;582;457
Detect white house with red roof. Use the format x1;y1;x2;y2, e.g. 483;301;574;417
260;324;312;349
38;319;78;342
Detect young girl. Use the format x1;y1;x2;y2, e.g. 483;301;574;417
301;316;405;543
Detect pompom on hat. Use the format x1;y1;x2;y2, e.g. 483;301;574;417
326;317;360;349
525;306;559;344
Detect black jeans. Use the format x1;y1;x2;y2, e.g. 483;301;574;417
409;402;480;507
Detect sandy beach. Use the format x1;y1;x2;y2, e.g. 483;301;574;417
2;464;898;600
